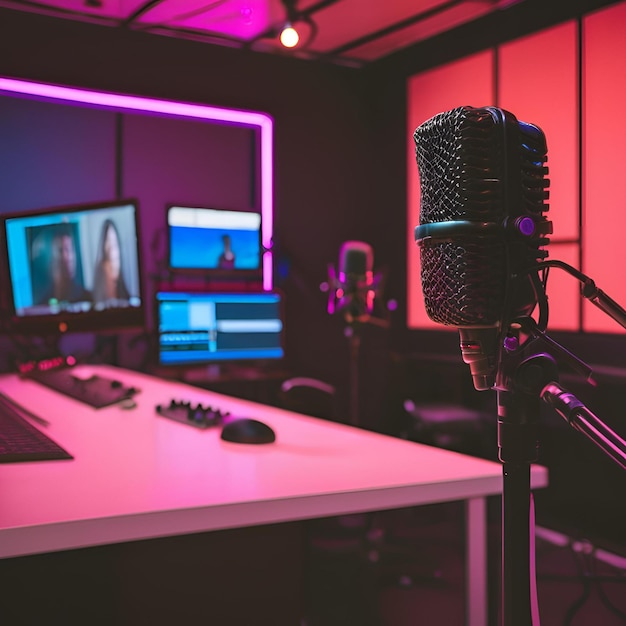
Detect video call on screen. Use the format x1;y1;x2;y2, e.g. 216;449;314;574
5;202;141;316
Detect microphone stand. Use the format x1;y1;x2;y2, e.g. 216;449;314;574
344;323;361;427
495;317;626;626
336;271;390;428
343;315;389;427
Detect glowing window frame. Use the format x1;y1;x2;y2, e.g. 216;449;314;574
0;76;274;290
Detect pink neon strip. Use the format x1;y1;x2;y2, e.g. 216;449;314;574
262;251;273;291
0;76;274;290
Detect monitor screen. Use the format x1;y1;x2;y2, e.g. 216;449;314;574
167;205;262;272
1;199;144;334
156;291;284;366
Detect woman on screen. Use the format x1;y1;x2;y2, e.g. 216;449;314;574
92;219;130;306
34;224;92;306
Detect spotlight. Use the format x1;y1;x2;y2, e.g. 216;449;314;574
277;0;316;50
279;23;300;48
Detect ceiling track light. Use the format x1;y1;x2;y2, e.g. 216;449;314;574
246;0;336;54
277;0;317;50
279;23;300;48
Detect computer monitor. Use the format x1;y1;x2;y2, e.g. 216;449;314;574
155;291;284;367
167;205;262;274
1;198;144;335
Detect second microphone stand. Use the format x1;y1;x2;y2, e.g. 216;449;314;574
346;324;361;427
343;313;390;427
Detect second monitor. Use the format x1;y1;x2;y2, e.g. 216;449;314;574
156;291;284;367
167;205;262;273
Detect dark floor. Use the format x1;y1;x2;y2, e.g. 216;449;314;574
304;501;626;626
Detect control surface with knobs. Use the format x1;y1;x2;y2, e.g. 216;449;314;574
155;399;230;429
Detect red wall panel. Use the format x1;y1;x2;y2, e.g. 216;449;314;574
407;0;626;335
582;1;626;333
499;21;580;331
542;243;580;331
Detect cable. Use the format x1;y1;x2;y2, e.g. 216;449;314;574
530;495;541;625
536;526;626;625
588;544;626;622
562;542;592;626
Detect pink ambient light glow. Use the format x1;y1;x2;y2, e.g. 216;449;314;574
0;76;274;290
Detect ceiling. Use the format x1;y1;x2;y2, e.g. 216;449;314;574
0;0;525;66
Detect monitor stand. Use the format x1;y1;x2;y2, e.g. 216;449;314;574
181;363;282;384
182;364;223;383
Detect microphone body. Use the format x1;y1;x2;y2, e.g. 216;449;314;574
335;240;375;324
413;106;551;390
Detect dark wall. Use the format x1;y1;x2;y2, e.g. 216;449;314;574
0;8;383;392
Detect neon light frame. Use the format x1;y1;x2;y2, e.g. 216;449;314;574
0;76;274;290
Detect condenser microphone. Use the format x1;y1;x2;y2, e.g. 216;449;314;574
334;240;375;323
413;106;552;390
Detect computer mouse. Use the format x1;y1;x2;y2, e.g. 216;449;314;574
220;418;276;445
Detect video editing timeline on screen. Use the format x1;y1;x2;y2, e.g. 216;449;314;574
156;291;285;367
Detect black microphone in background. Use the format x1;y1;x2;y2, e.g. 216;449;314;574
413;106;552;390
327;240;376;324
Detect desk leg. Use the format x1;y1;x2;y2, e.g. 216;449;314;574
466;496;487;626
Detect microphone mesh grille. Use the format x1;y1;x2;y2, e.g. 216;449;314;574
413;106;550;327
419;238;505;326
414;107;506;326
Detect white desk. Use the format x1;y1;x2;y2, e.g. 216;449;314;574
0;365;548;625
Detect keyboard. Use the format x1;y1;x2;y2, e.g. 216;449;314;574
0;393;73;463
